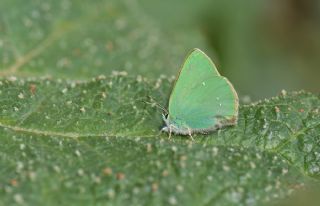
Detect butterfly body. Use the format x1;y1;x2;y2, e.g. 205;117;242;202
162;111;237;135
162;48;239;136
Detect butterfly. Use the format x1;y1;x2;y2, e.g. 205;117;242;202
162;48;239;137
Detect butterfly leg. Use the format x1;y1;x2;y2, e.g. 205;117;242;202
188;128;194;141
168;125;172;139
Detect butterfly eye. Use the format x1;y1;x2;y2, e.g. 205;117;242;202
165;113;169;118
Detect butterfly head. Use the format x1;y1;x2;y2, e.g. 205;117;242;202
161;114;188;134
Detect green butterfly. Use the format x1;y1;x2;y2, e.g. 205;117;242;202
162;48;239;137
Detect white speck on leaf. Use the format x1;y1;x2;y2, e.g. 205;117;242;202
310;165;320;174
14;194;24;204
20;144;25;150
75;150;81;157
9;76;17;81
168;196;177;205
107;189;115;199
16;162;24;172
281;89;287;96
176;185;184;192
62;88;68;94
223;165;230;172
212;147;219;156
77;169;84;176
146;143;152;152
53;165;61;173
28;171;37;181
133;187;140;194
80;107;86;113
171;146;177;152
18;93;24;99
265;185;272;192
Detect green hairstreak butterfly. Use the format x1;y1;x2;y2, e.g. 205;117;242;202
162;48;239;137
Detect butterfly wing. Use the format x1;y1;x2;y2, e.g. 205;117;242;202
168;49;238;130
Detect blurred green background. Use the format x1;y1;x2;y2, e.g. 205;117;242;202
1;0;319;100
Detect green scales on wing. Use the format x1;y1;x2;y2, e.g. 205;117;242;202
162;48;239;135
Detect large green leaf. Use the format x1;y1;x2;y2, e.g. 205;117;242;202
0;76;319;205
0;0;209;78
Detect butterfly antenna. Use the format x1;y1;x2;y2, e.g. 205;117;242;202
143;96;168;115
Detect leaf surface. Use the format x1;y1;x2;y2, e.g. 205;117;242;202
0;76;319;205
